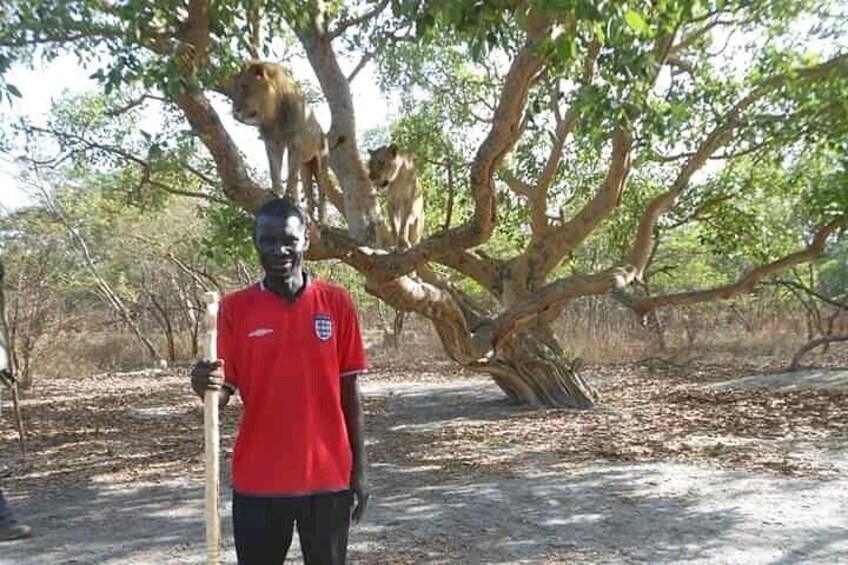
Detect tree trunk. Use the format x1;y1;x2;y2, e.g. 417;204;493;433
376;301;405;349
789;334;848;370
645;309;667;352
486;329;597;408
366;275;598;409
148;293;177;363
18;337;34;389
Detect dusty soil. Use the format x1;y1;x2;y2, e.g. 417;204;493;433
0;359;846;564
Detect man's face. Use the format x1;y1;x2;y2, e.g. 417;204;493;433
254;212;308;281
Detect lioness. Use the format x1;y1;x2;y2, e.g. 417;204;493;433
367;144;424;249
232;61;328;219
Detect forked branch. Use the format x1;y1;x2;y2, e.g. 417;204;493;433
629;221;844;314
627;54;848;277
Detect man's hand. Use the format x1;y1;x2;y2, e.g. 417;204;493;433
0;369;15;389
350;467;370;524
190;359;231;407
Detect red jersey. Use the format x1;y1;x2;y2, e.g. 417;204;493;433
217;277;367;496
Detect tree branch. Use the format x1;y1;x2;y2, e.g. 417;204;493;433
629;221;844;314
767;279;848;310
127;234;221;292
104;94;167;117
490;265;640;347
364;276;490;364
671;17;735;54
627;53;848;277
174;91;270;211
666;54;695;74
500;168;533;198
307;9;559;281
296;2;379;239
181;0;211;69
358;11;559;279
665;194;733;230
147;179;227;204
527;127;633;273
347;50;376;82
22;124;226;204
436;250;501;297
2;5;177;54
329;0;390;40
0;19;125;48
506;32;664;287
0;32;102;47
790;334;848;370
530;104;581;234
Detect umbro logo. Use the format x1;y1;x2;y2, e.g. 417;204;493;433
247;328;274;338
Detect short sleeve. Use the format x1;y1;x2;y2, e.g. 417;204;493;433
336;291;368;377
216;297;240;388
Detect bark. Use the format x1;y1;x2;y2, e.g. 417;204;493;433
175;91;270;212
629;221;843;314
182;0;210;68
486;330;596;408
297;29;378;239
365;268;597;408
528;127;633;275
790;335;848;370
491;266;640;347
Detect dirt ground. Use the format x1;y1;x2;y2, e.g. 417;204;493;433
0;357;846;564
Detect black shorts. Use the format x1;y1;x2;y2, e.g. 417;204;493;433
232;490;352;565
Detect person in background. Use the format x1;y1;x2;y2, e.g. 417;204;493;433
0;340;32;542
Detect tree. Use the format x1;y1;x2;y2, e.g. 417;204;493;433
0;207;66;387
1;147;231;375
1;0;846;406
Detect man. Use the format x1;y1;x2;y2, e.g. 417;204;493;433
191;197;369;564
0;343;32;542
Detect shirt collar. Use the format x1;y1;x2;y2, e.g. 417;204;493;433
258;271;311;298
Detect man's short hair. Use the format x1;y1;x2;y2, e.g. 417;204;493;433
255;197;309;228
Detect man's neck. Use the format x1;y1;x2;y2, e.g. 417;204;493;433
264;270;307;302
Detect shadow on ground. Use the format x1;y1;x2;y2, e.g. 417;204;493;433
1;378;846;564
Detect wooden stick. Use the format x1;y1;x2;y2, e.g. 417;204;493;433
0;375;25;453
201;291;221;564
10;382;26;454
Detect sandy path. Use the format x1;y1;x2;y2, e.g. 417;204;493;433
0;376;846;564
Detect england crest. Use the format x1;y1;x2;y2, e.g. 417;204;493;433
314;314;333;341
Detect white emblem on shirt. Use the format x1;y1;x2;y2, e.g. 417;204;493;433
247;327;274;338
314;314;333;341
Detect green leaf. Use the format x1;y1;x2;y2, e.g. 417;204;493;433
6;84;21;98
624;9;649;35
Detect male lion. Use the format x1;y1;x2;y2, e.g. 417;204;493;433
367;143;424;249
232;61;328;220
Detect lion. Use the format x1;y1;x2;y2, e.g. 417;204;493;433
231;60;329;220
367;143;424;249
